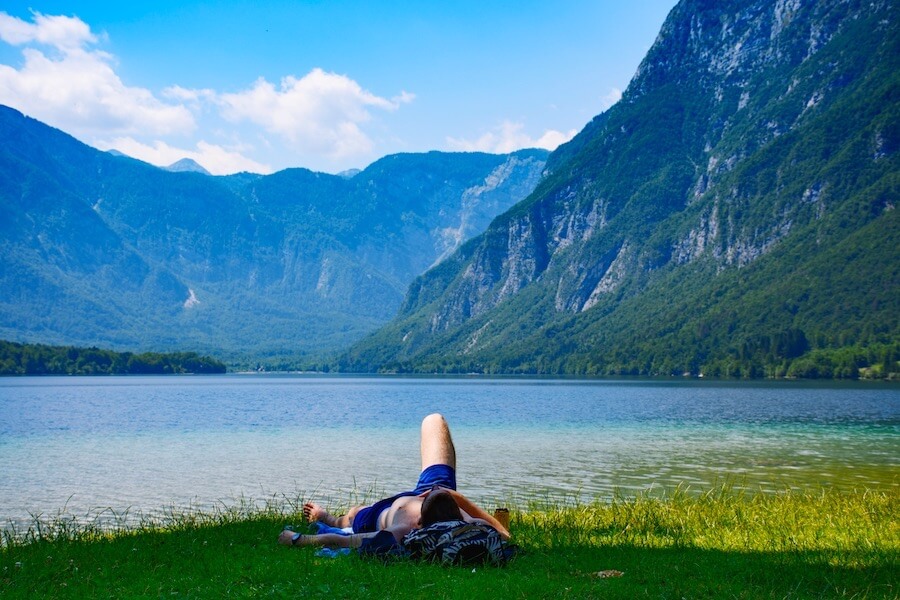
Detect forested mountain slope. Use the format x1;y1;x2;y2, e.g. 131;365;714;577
342;0;899;378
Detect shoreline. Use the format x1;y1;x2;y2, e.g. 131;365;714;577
3;483;896;547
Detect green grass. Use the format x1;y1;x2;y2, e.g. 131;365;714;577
1;487;897;599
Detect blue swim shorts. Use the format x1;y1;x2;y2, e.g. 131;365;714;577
351;464;456;533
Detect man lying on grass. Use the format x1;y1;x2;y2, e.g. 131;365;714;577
278;413;510;550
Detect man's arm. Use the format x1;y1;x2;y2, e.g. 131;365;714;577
278;530;377;548
279;524;413;548
444;490;511;540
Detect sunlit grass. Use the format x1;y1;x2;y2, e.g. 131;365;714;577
2;485;897;599
518;484;897;555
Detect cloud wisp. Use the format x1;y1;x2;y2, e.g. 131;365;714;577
447;120;577;154
447;86;624;156
600;87;622;111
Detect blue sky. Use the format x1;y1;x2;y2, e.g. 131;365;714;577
0;1;677;175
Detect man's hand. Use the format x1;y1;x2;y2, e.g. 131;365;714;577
278;530;302;546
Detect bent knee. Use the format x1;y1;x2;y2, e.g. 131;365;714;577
422;413;446;427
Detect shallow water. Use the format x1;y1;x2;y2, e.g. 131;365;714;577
0;375;897;529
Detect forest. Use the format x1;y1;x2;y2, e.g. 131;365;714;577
0;341;226;375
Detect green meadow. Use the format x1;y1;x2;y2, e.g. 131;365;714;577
2;486;897;599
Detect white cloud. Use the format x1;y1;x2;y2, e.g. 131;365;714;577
447;121;577;154
0;12;414;173
97;137;273;175
163;85;216;106
215;68;412;159
0;11;193;137
392;90;416;105
0;11;96;49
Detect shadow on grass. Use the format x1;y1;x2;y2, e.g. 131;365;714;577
522;542;897;599
1;516;895;599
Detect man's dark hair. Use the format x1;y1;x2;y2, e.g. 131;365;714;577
421;490;463;526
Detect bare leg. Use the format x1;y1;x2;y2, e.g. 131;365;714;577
420;413;456;471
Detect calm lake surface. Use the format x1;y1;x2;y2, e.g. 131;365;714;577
0;375;897;530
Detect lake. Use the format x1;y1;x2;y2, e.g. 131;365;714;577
0;375;897;531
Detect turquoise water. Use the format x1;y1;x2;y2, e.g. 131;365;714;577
0;375;897;529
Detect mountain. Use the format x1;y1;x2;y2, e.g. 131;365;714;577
341;0;899;378
0;107;547;364
165;158;212;175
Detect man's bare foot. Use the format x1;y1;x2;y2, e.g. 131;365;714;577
303;501;339;527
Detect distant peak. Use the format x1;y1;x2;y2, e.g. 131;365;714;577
165;158;211;175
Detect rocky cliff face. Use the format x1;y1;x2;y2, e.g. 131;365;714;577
0;108;547;361
345;0;899;374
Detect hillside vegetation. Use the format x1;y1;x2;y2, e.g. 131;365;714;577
0;110;545;365
340;0;899;379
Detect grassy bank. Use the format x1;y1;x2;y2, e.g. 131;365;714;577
2;487;897;599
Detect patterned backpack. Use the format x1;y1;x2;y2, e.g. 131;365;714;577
401;520;510;566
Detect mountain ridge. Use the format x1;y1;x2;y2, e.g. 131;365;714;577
165;158;212;175
0;105;548;364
